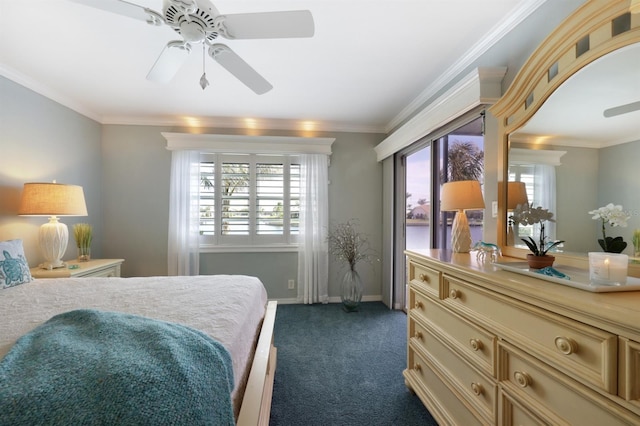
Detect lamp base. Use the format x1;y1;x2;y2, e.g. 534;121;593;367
38;216;68;270
451;210;472;253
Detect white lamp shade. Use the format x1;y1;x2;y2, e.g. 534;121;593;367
507;181;528;211
18;182;88;216
441;180;484;253
441;180;485;212
18;182;88;269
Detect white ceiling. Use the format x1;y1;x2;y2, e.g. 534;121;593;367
0;0;538;133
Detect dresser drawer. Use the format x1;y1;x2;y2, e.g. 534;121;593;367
619;337;640;412
443;275;617;393
499;390;545;426
409;287;496;377
499;342;637;425
408;260;440;299
411;327;496;422
406;347;487;426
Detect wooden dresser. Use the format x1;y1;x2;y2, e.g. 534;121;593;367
404;249;640;425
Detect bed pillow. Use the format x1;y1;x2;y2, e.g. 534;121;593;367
0;239;33;289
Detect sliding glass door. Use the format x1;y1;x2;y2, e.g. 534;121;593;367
395;113;485;310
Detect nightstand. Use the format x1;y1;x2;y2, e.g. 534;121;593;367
30;259;124;278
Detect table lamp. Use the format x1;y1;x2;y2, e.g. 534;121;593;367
441;180;485;253
18;182;88;270
507;181;529;245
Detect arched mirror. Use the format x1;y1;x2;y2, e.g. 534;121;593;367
490;0;640;275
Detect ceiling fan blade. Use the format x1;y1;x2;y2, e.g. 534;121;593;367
603;100;640;118
68;0;160;23
209;44;273;95
146;41;191;84
221;10;314;39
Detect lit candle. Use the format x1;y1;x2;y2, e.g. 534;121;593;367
589;252;628;285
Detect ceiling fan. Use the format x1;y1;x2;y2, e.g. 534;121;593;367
69;0;315;94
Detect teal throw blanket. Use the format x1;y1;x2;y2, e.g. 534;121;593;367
0;309;234;426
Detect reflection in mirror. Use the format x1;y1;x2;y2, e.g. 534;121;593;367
506;181;527;246
506;43;640;257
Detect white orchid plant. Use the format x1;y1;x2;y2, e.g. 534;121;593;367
511;203;564;256
588;203;630;253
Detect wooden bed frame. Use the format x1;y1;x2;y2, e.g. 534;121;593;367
236;300;278;426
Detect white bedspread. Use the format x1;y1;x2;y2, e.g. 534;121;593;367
0;274;267;402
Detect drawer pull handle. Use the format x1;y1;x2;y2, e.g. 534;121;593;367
419;273;429;283
514;371;532;388
554;336;578;355
471;382;483;396
449;289;460;299
414;331;423;340
469;338;483;351
414;301;423;310
413;363;421;372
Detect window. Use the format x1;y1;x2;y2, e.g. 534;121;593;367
199;153;300;246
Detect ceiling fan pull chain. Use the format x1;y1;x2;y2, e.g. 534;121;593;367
200;43;210;90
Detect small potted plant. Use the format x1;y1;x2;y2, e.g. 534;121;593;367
588;203;630;253
511;203;564;269
73;223;93;262
634;229;640;258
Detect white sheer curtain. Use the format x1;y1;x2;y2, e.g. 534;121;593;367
167;150;201;276
533;164;557;240
297;154;329;304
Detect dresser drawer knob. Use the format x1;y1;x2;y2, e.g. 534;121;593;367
414;331;423;340
449;289;460;299
471;382;484;396
554;336;578;355
414;300;424;310
514;371;532;388
413;363;421;372
469;338;483;351
419;273;429;283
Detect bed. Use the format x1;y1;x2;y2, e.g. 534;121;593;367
0;274;277;426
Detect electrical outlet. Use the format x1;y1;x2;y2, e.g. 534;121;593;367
492;201;498;218
288;279;295;289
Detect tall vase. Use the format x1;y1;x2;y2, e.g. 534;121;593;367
341;267;363;312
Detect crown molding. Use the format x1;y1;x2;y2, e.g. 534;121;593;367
374;67;506;162
0;64;101;123
385;0;548;133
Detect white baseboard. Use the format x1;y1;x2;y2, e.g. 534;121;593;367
270;295;383;305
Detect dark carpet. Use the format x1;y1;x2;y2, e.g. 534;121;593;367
269;302;437;426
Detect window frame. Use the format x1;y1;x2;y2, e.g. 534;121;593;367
199;153;301;250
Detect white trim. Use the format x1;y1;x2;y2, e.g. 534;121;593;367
0;64;101;123
163;133;335;155
108;115;386;134
509;148;566;166
385;0;547;132
200;244;298;253
271;295;384;305
374;67;506;162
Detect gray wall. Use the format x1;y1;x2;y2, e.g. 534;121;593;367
100;124;385;300
0;77;103;266
509;140;640;256
597;140;640;255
